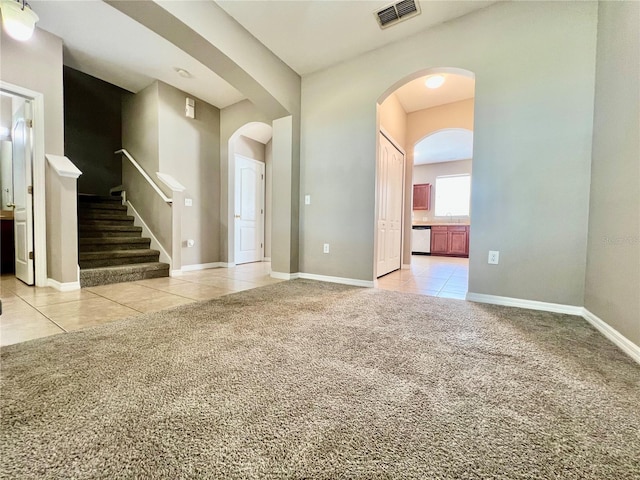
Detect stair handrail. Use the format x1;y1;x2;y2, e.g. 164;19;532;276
115;149;172;204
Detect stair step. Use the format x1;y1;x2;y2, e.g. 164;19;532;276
79;249;160;269
78;194;123;204
79;237;151;252
78;203;127;212
80;262;169;288
79;225;142;237
79;211;133;221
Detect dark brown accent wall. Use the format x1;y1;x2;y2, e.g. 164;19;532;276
63;67;132;195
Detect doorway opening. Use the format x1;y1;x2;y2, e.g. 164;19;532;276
0;83;47;287
375;67;475;298
227;122;273;266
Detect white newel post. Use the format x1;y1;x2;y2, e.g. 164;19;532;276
157;173;186;274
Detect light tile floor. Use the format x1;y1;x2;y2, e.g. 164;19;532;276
375;255;469;299
0;261;281;347
1;256;467;347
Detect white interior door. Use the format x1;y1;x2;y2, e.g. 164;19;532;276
376;132;404;277
234;155;265;265
12;99;34;285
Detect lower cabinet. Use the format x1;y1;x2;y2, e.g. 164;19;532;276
431;225;469;257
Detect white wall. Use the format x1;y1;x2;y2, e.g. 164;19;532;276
585;0;640;345
300;1;598;308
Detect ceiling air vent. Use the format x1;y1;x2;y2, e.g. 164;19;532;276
375;0;421;29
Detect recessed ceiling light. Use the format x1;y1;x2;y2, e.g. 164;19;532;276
174;68;192;79
425;75;446;89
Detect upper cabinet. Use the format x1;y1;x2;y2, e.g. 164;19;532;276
413;183;431;210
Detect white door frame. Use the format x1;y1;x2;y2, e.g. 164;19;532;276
1;81;47;287
234;154;265;264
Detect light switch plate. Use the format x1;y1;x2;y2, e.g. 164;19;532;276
305;195;311;205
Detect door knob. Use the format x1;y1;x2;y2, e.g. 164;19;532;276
6;203;15;208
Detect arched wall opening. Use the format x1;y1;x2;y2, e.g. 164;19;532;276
227;121;273;265
374;67;476;287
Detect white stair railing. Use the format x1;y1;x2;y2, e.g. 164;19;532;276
115;149;185;273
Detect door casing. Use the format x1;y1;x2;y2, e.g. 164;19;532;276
1;82;47;286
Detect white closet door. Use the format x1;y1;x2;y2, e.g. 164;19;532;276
376;132;404;277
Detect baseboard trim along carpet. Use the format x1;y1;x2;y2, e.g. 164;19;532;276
465;292;584;315
298;272;375;288
466;292;639;365
270;271;300;280
47;278;81;292
582;308;640;364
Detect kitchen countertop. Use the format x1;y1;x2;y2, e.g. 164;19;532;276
412;222;470;227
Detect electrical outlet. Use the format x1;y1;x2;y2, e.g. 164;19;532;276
305;195;311;205
184;198;193;207
323;243;330;254
488;251;499;264
187;239;195;248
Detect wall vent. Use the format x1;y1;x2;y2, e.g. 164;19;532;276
375;0;421;29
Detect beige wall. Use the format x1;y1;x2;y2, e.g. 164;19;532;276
378;94;407;149
406;98;474;164
412;160;473;224
0;96;11;136
157;81;221;266
235;135;265;162
265;140;273;258
220;100;276;263
122;82;159;173
300;1;597;307
585;1;640;345
0;27;64;156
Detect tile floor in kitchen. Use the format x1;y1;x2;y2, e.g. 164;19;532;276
375;255;469;299
1;256;468;347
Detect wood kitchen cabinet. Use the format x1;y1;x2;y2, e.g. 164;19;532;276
412;183;431;210
431;225;469;257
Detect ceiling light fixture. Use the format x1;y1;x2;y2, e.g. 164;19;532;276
425;74;446;89
0;0;39;42
174;68;192;79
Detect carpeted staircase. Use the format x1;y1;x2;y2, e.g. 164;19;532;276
78;194;169;287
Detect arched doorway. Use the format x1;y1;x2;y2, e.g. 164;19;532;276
227;122;273;265
375;67;475;298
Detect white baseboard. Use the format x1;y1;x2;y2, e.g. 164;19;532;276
271;271;300;280
48;278;80;292
126;201;172;266
465;292;584;316
298;272;375;288
218;262;235;268
582;308;640;365
181;262;223;272
466;292;639;365
402;264;411;270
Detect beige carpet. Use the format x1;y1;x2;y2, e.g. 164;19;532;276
1;279;639;479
